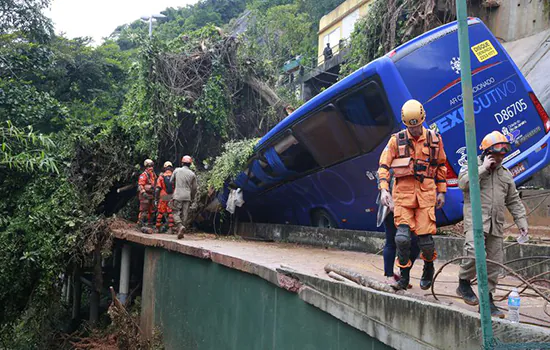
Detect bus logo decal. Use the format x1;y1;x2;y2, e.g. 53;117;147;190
472;40;498;62
501;126;521;143
450;57;461;74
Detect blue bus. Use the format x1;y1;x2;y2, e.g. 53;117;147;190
225;18;550;231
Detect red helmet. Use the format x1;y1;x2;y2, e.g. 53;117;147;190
181;155;193;164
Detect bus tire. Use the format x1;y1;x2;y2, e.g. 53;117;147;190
311;209;338;229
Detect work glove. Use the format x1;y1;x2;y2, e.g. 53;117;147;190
380;189;394;211
482;154;496;171
436;192;446;210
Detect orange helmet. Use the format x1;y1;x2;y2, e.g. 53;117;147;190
181;155;193;164
401;99;426;127
480;131;511;154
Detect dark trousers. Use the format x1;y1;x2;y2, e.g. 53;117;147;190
383;212;420;276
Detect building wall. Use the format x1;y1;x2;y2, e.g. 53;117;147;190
317;0;373;65
473;0;550;42
140;247;392;350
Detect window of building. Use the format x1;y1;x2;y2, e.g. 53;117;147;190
323;27;341;50
291;105;360;167
336;81;394;154
342;10;359;40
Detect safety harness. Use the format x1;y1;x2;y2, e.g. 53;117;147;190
391;129;443;183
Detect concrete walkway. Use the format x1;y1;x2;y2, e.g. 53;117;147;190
113;222;550;349
122;229;550;325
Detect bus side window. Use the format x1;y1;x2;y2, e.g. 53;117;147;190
277;134;319;174
291;105;360;167
337;81;394;154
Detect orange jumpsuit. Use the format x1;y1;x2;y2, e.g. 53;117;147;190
138;168;157;225
378;127;447;237
155;170;175;232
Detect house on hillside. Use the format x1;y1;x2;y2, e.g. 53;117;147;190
317;0;373;66
291;0;373;101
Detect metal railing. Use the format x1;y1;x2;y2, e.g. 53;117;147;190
316;38;351;66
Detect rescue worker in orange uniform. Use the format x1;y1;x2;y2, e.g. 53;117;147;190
155;161;175;234
138;159;158;227
378;100;448;290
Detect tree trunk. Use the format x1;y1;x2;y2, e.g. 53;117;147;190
244;75;286;120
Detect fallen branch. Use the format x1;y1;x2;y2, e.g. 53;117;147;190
324;263;394;293
327;271;359;285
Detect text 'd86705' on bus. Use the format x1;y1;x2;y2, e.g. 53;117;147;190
222;18;550;232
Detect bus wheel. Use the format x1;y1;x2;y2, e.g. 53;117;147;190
311;209;337;229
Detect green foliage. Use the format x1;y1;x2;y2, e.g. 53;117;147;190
66;120;141;209
0;79;69;132
110;0;248;46
205;138;259;191
0;121;58;173
43;37;130;120
242;3;316;83
0;0;348;344
0;33;52;81
0;177;86;348
0;2;134;343
194;71;230;138
339;0;388;76
0;0;53;42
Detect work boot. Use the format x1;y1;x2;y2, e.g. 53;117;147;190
177;225;185;240
489;293;505;318
456;279;479;305
392;267;411;291
420;262;435;290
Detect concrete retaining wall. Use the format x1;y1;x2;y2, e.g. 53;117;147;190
124;232;550;350
473;0;550;42
237;222;550;277
140;247;391;350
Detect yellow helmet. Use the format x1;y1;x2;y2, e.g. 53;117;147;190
163;161;173;169
401;99;426;127
144;159;154;167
